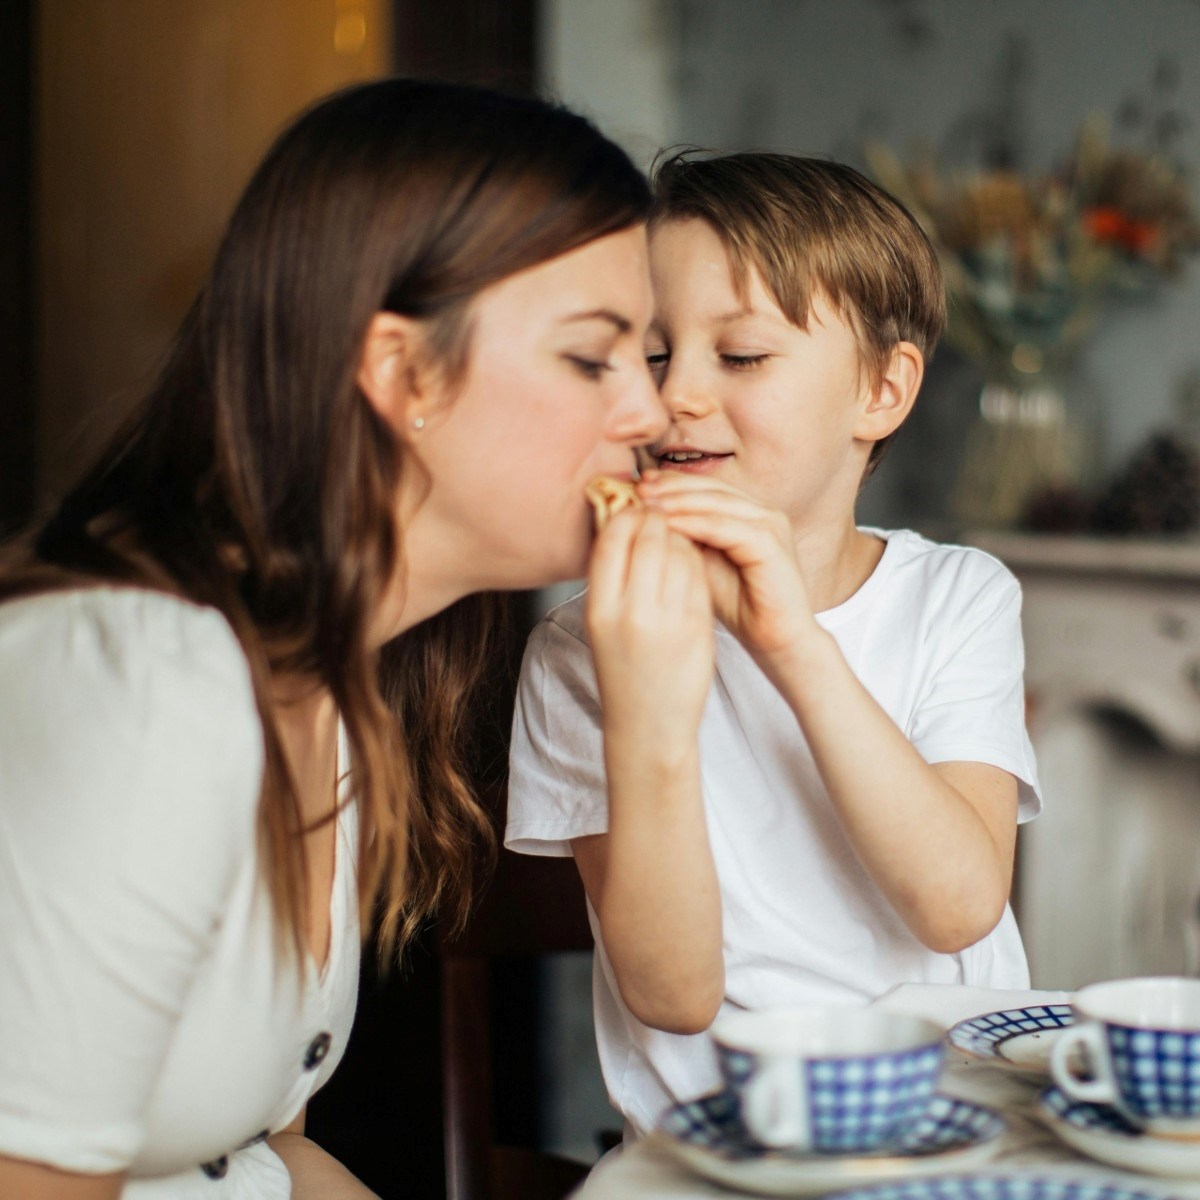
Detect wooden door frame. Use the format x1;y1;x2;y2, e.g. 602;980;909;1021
0;0;35;537
392;0;538;95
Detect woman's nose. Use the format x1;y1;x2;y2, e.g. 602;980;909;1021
610;364;670;447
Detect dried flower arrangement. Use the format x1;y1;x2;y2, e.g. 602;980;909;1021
860;48;1200;531
865;118;1200;386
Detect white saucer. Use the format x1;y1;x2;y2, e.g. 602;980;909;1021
947;1004;1075;1076
652;1091;1005;1197
1038;1083;1200;1179
827;1174;1176;1200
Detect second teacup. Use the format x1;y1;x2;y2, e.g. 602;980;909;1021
711;1006;945;1155
1050;976;1200;1139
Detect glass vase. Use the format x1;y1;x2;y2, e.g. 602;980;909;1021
950;356;1095;531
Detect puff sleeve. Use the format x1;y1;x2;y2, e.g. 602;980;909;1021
0;590;264;1173
505;605;610;857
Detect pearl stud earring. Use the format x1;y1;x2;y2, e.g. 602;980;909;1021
412;417;425;431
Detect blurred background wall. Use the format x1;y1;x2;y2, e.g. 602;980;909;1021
34;0;392;505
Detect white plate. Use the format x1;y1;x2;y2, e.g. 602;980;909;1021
1038;1083;1200;1180
827;1174;1177;1200
947;1004;1075;1075
652;1091;1005;1197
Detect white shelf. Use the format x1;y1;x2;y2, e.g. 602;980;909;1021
962;530;1200;581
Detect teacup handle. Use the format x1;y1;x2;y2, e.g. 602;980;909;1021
740;1058;810;1151
1050;1022;1118;1106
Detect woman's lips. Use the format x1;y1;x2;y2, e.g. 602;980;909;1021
655;451;732;474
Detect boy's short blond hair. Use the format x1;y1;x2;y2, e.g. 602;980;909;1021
650;151;946;476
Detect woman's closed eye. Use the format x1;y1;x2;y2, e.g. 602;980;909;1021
564;354;616;381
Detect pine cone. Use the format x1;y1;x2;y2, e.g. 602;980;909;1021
1091;432;1200;534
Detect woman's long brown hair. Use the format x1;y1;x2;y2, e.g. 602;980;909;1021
0;79;651;961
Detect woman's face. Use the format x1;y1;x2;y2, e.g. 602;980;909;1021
400;224;664;600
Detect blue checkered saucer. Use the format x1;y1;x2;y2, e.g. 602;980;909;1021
825;1173;1178;1200
1037;1084;1200;1180
652;1091;1006;1197
947;1006;1076;1075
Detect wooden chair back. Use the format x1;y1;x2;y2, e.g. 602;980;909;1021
439;842;595;1200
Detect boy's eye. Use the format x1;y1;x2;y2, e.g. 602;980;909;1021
645;350;670;376
565;355;614;381
721;353;770;370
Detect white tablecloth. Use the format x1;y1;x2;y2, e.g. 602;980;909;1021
572;985;1200;1199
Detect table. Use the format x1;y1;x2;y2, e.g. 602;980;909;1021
572;984;1200;1199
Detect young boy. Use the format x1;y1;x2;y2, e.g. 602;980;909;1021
505;152;1042;1140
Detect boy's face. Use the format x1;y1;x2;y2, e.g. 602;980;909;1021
645;218;873;528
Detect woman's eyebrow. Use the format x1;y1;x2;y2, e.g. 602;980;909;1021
559;309;632;334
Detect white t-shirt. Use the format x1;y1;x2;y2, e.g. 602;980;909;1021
0;588;360;1198
506;529;1042;1136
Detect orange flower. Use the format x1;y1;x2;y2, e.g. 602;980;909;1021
1083;205;1160;254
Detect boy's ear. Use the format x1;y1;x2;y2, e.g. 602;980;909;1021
355;312;441;440
855;341;924;444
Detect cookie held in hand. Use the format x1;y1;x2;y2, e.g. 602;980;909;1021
584;477;641;530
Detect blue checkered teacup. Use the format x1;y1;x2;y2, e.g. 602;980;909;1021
1050;976;1200;1138
710;1007;946;1154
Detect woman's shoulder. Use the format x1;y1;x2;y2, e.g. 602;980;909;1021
0;584;252;686
0;588;267;931
0;587;263;799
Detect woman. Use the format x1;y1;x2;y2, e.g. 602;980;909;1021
0;78;705;1198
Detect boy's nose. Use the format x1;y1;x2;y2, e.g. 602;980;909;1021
660;365;717;421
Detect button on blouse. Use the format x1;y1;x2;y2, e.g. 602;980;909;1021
303;1031;333;1071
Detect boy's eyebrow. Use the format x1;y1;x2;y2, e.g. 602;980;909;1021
560;309;632;334
714;306;793;326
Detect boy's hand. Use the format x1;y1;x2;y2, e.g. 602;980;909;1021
585;506;715;754
638;472;818;681
577;506;725;1035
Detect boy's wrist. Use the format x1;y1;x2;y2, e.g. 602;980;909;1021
758;626;844;704
604;730;700;791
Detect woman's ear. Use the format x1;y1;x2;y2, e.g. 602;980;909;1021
355;312;437;439
855;341;924;443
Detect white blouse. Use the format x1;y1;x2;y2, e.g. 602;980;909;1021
0;588;360;1197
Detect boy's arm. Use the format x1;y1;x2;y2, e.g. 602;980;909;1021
582;508;724;1033
571;736;724;1035
646;473;1020;953
508;508;724;1035
768;628;1017;952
